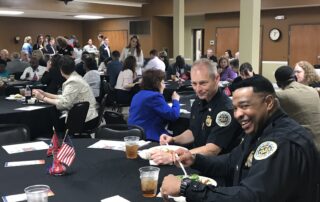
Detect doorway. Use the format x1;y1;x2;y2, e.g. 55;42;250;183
193;29;204;61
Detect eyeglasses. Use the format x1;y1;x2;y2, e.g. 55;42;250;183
294;70;303;74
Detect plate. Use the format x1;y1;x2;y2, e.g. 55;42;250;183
5;95;25;100
138;145;187;160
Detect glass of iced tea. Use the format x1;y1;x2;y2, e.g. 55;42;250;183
124;136;139;159
139;166;160;197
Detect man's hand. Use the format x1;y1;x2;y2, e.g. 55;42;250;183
150;149;174;165
159;134;174;145
161;174;181;197
175;148;196;167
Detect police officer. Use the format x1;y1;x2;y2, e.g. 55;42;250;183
151;59;242;165
161;76;319;202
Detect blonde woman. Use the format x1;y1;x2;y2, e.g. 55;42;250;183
294;61;320;87
22;36;33;56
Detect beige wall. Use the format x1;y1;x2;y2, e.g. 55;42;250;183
0;17;83;54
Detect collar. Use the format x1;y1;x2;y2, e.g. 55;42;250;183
198;88;222;112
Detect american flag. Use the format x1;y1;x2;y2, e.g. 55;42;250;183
57;135;75;167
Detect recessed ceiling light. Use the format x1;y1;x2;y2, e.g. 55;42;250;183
74;15;103;19
0;10;24;15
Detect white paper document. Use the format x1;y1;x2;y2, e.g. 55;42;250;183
14;106;46;111
180;109;190;114
101;195;130;202
2;141;49;154
88;140;150;151
5;160;45;167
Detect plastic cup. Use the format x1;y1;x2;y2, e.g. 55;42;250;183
19;88;25;96
124;136;139;159
24;185;50;202
139;166;160;197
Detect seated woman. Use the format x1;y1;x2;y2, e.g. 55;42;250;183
218;56;237;82
83;55;100;98
128;69;180;142
167;55;191;81
294;61;320;88
41;54;65;94
114;55;137;105
33;55;98;132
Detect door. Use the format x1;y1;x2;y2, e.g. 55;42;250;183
100;30;128;53
216;27;239;58
289;24;320;66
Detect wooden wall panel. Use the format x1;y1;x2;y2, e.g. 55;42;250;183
216;27;239;58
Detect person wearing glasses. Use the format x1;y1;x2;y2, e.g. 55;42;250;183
294;61;320;95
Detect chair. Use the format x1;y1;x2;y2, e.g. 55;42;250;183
0;124;30;145
66;102;89;136
95;124;145;140
103;110;126;124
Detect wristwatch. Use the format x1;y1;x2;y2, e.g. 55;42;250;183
180;177;192;196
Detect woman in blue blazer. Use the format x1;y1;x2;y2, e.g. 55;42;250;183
128;69;180;142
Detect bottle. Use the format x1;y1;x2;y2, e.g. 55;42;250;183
25;85;31;103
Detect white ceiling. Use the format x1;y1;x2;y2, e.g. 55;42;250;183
0;0;147;20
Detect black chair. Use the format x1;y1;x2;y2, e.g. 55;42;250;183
0;124;30;145
95;124;145;140
103;110;127;124
66;102;89;136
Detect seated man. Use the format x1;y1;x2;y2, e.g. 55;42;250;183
151;59;242;165
143;49;165;72
275;65;320;150
20;56;46;81
161;76;319;202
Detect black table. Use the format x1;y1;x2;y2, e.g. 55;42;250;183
0;96;55;139
0;139;195;202
4;80;47;96
163;80;192;102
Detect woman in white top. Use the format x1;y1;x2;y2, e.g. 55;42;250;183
115;55;137;105
33;55;98;132
120;35;144;76
83;56;100;98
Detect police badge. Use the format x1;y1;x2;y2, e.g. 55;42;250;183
205;115;212;127
254;141;278;160
216;111;232;127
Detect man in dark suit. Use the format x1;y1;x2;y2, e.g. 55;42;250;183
202;48;217;63
99;37;111;65
44;37;56;55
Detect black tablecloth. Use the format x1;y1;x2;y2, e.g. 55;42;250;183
0;139;195;202
0;96;55;139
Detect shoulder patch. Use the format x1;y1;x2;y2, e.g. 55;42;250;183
254;141;278;160
215;111;232;127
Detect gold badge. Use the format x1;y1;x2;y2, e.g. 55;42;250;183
245;151;254;168
254;141;278;160
205;115;212;127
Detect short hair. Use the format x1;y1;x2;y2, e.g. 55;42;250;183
84;56;98;71
24;36;32;43
230;59;239;68
141;69;165;92
11;52;20;60
0;59;7;67
59;55;75;75
149;49;158;56
275;66;295;83
232;76;275;95
50;54;63;70
239;62;253;77
111;50;120;58
192;58;218;79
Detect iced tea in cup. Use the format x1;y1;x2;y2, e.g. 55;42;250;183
24;184;50;202
124;136;139;159
139;166;160;197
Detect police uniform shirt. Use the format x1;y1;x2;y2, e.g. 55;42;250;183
189;88;242;154
185;109;319;202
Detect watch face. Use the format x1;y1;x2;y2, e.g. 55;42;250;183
269;29;281;41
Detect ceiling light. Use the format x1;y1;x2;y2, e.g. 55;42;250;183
0;10;24;15
74;15;104;19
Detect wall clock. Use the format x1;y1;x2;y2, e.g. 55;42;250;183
269;28;281;41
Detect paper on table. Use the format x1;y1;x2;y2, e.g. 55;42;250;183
2;141;49;154
2;190;54;202
101;195;130;202
180;109;190;114
15;106;45;111
5;160;45;167
168;103;185;107
88;140;150;151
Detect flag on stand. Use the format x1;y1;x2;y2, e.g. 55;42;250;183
57;135;75;167
47;129;60;157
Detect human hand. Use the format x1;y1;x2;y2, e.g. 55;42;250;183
150;150;174;165
171;91;180;101
159;134;174;145
161;174;181;197
175;148;195;167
